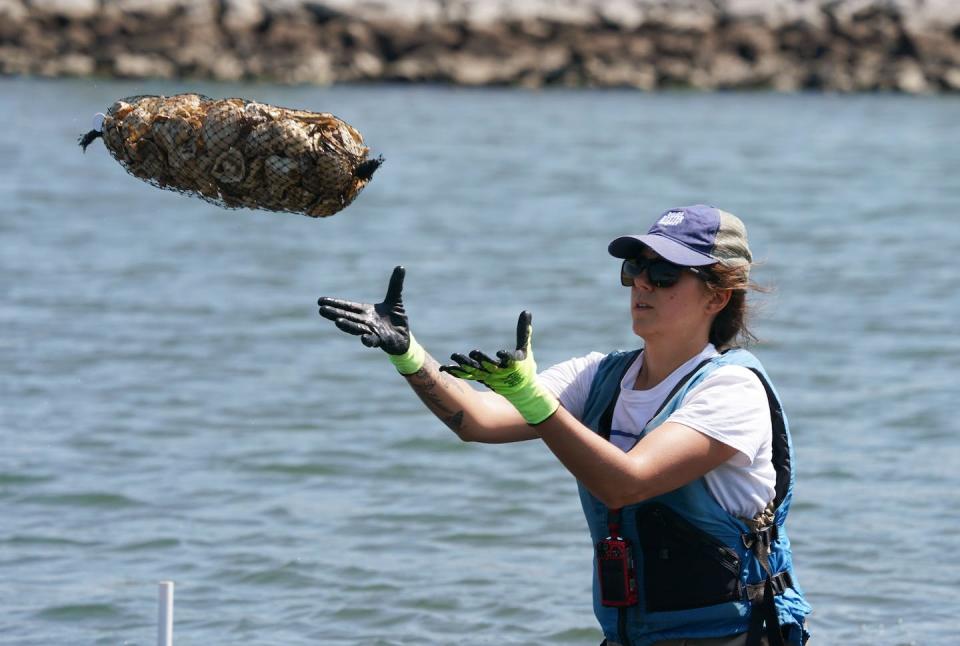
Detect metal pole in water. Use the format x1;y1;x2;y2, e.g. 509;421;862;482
158;581;174;646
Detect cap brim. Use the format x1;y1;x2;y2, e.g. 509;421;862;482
608;234;717;266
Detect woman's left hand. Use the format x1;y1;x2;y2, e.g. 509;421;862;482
440;311;559;425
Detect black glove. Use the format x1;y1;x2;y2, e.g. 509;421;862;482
317;266;411;356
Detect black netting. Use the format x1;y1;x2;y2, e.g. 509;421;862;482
79;93;382;218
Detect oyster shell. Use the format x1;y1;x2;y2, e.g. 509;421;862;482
245;121;287;157
301;152;351;198
129;139;166;182
264;154;300;192
201;100;243;158
121;107;153;143
153;117;196;162
212;148;246;184
108;100;134;119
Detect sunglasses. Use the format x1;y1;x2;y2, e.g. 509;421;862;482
620;257;708;288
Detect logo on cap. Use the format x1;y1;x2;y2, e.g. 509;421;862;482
658;211;685;226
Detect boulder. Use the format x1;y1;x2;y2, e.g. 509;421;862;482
113;53;177;78
2;0;959;92
27;0;97;20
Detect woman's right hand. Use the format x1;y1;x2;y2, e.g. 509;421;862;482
317;265;412;356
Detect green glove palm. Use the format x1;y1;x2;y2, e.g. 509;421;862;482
441;311;559;425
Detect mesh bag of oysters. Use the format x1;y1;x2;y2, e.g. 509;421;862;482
79;93;382;218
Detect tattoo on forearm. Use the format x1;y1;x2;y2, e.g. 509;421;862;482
406;356;467;432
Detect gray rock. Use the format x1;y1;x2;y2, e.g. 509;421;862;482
27;0;97;19
39;52;94;76
222;0;264;32
113;53;177;79
0;0;27;23
0;45;32;74
3;0;960;92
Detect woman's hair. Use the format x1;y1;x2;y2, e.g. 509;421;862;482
703;262;765;350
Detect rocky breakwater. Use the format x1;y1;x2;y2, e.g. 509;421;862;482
2;0;960;92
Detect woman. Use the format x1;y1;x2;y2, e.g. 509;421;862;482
317;204;811;645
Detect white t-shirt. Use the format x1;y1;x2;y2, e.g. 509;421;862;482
538;344;775;518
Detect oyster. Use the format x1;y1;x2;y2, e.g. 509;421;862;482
129;139;166;182
264;154;301;193
212;148;246;184
244;121;286;157
121;107;153;143
153;116;197;165
201;100;244;158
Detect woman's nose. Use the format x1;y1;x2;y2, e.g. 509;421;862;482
631;271;654;291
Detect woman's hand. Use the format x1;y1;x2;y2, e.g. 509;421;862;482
441;311;559;425
318;266;425;374
317;265;411;355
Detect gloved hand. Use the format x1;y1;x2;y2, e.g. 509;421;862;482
440;311;559;425
317;266;425;374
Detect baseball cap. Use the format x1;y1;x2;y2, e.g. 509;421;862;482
608;204;752;270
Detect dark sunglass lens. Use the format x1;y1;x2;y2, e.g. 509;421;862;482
620;259;645;286
621;257;689;288
647;260;683;288
620;260;636;287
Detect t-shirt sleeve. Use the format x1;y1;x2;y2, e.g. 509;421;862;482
537;352;606;420
666;365;772;466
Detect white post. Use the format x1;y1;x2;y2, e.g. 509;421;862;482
158;581;174;646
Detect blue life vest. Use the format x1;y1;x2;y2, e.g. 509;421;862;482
579;348;812;646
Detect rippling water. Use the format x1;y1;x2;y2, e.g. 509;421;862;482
2;77;959;645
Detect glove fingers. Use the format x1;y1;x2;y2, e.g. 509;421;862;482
515;310;532;354
383;266;405;305
329;308;373;327
318;297;368;314
320;305;364;324
334;318;373;337
440;360;485;382
450;352;481;370
468;350;500;372
443;353;487;381
317;306;339;322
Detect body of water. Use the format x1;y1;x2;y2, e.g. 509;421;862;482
1;77;958;644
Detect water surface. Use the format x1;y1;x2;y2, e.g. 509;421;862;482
1;78;958;644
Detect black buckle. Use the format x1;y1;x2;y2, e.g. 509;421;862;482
741;524;779;550
746;571;793;604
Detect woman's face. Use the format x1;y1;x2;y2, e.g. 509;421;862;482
627;249;721;343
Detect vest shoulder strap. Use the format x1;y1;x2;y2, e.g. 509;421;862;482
744;367;791;511
648;356;716;422
597;351;641;440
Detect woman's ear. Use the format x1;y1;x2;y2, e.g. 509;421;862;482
705;287;731;315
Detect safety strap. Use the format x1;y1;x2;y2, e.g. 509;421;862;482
746;577;785;646
741;524;779;575
746;571;793;604
597;352;638;441
743;525;789;646
607;508;622;536
648;356;716;422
